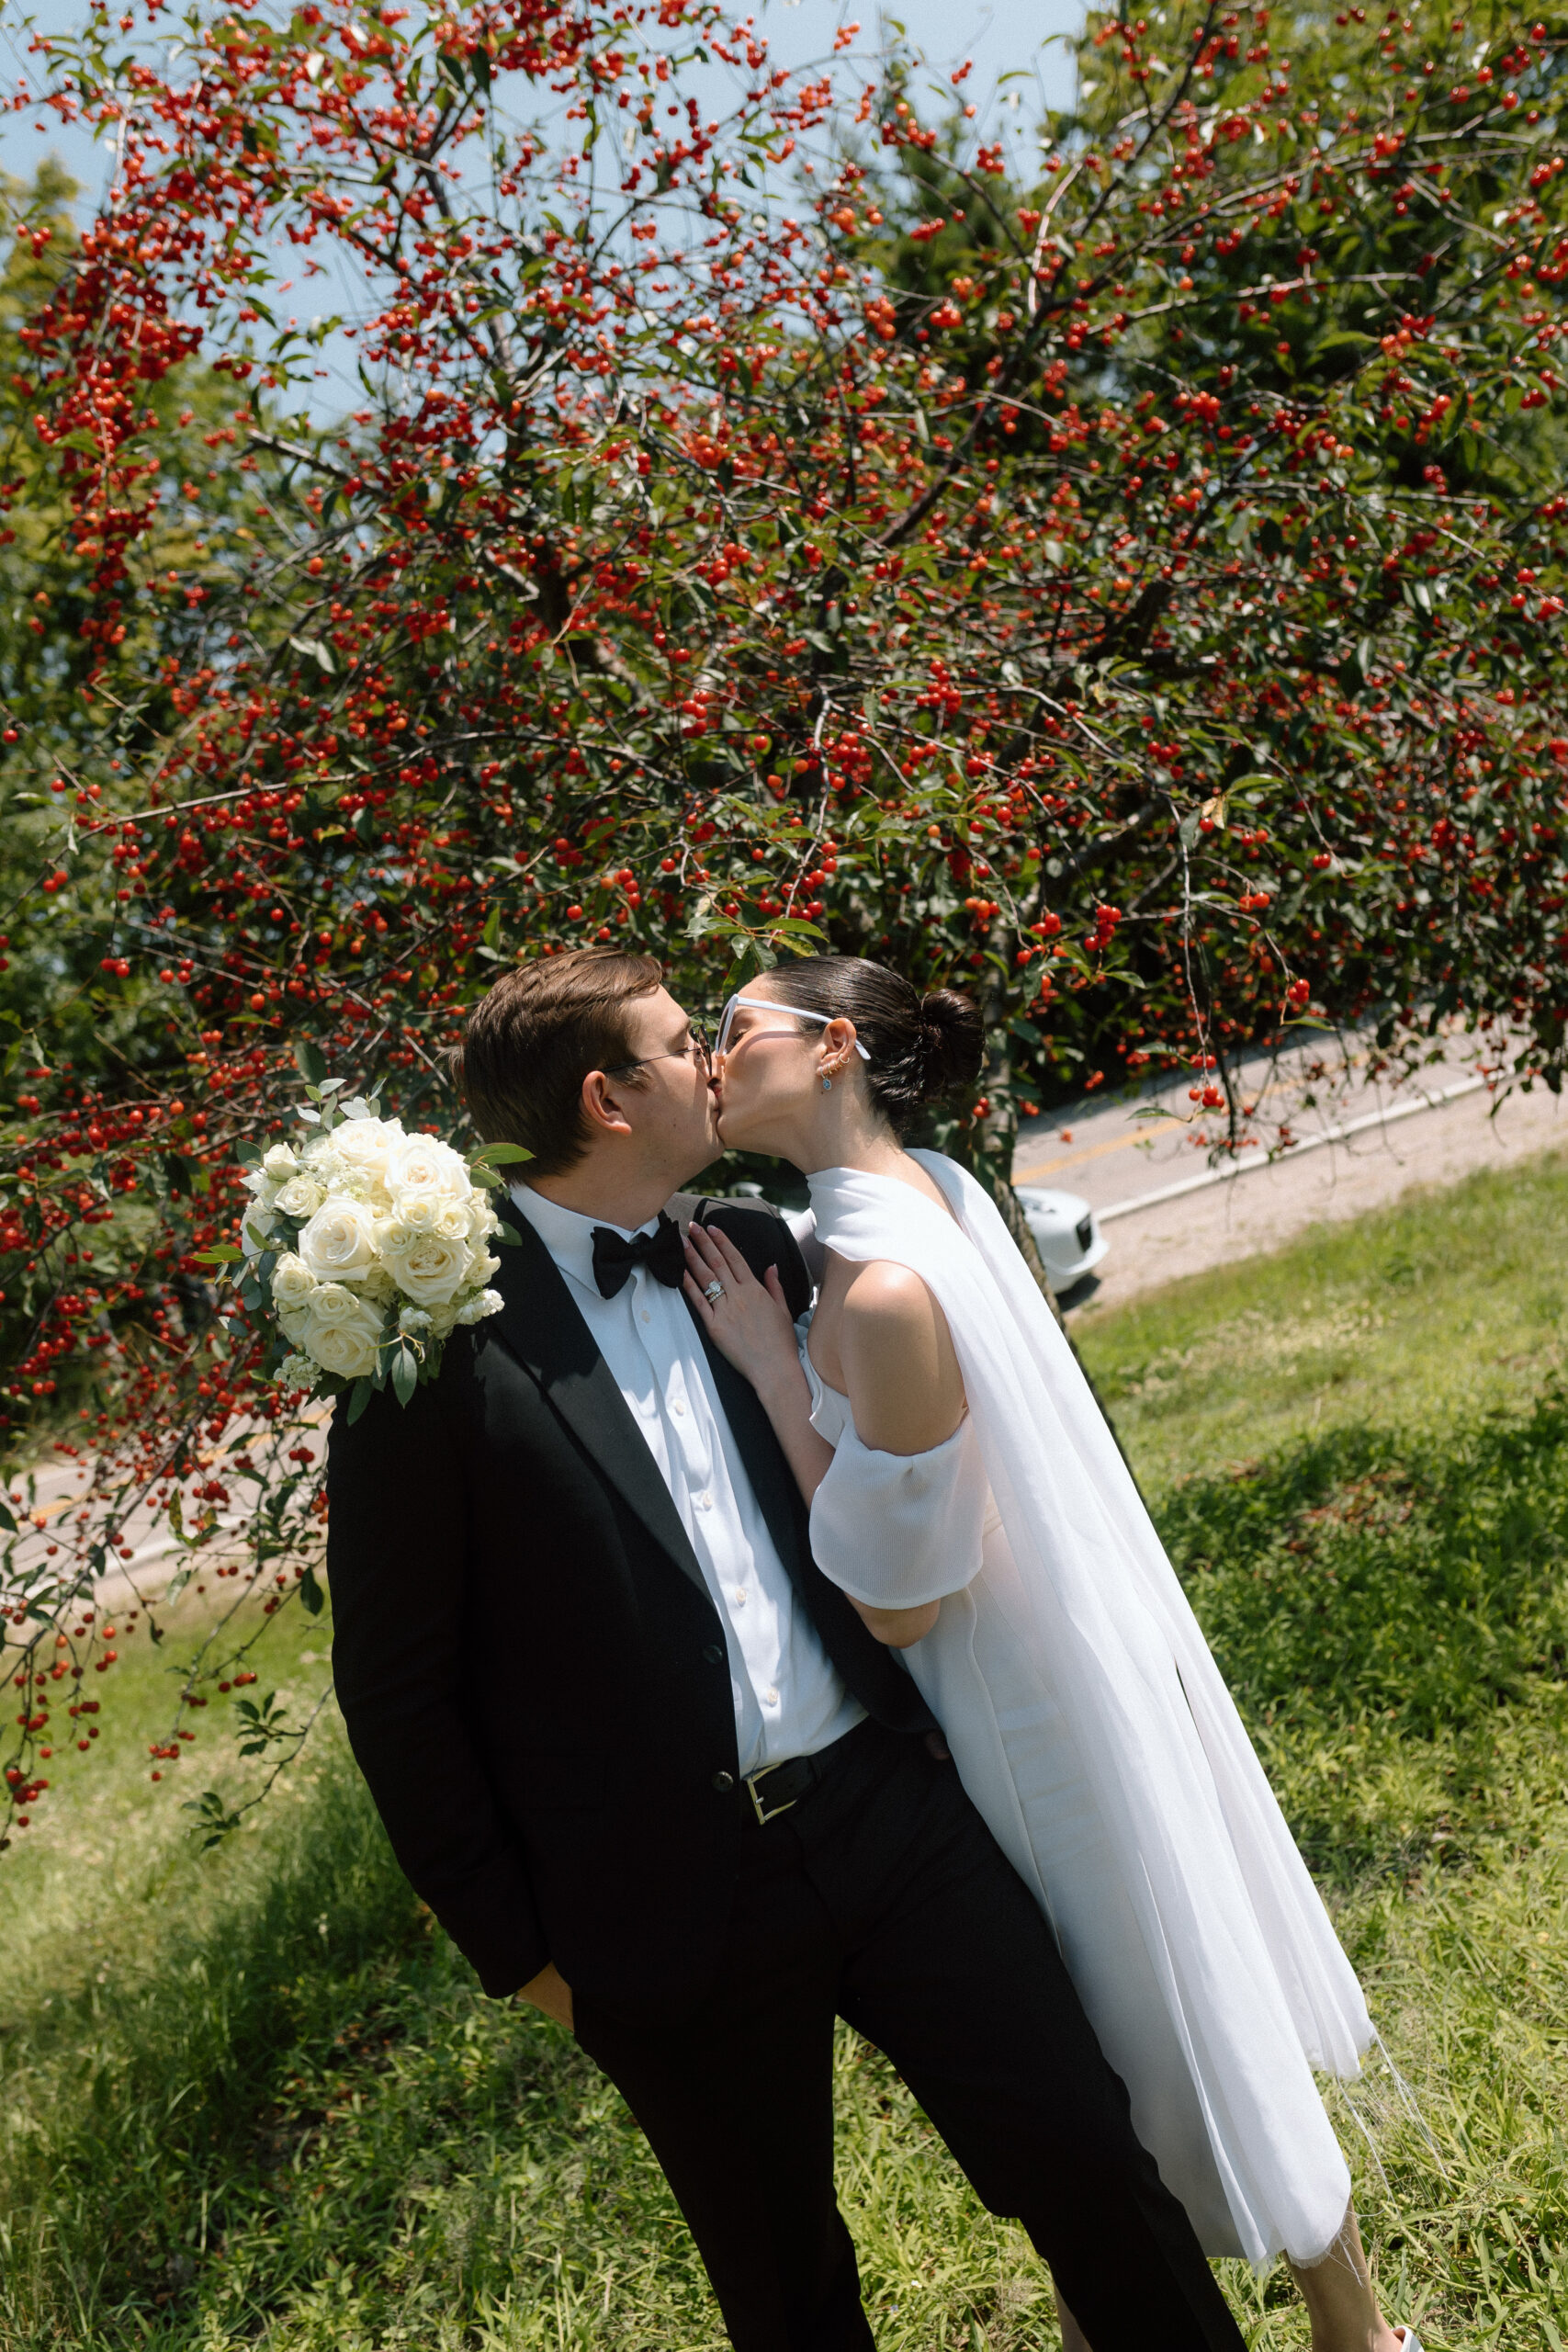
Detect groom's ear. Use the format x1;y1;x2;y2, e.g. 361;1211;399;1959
579;1068;639;1141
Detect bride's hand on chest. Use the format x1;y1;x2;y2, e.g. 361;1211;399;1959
682;1219;802;1401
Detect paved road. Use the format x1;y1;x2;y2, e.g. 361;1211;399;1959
1012;1034;1567;1314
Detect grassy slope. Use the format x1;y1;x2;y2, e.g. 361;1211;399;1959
3;1156;1568;2347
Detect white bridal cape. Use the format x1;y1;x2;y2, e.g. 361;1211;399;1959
800;1152;1373;2269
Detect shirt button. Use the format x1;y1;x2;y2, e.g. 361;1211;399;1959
711;1770;736;1794
732;1588;747;1607
694;1492;712;1510
702;1644;725;1666
762;1687;780;1707
640;1309;651;1324
673;1400;686;1416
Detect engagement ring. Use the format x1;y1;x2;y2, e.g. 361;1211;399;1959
704;1279;727;1304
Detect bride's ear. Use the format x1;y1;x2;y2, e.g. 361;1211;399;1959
820;1016;859;1074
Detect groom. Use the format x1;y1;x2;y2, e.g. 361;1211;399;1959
325;948;1245;2352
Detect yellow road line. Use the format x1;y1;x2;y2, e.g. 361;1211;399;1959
1013;1121;1174;1186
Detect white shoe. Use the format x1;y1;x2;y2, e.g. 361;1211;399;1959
1393;2331;1422;2351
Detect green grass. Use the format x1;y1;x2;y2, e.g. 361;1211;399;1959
4;1153;1568;2347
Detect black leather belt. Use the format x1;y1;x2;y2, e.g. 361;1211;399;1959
739;1720;870;1827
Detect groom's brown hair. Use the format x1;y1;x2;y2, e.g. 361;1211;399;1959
455;948;662;1175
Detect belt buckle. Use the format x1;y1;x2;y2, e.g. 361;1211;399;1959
743;1761;798;1826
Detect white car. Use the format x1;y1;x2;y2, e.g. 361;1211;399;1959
1014;1186;1110;1295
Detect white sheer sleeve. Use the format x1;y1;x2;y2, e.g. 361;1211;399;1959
808;1411;989;1610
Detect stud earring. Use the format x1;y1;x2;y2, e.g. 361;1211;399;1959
821;1074;833;1093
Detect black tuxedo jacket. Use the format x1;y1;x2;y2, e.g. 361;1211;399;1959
324;1191;934;2024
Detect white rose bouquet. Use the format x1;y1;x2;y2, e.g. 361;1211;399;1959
201;1069;526;1417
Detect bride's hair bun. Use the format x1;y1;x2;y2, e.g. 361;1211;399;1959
914;988;985;1107
765;956;983;1134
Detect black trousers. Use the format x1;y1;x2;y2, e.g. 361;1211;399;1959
574;1720;1245;2352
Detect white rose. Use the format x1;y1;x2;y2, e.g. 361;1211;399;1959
270;1253;318;1311
303;1296;384;1380
386;1131;470;1207
379;1226;471;1306
359;1262;398;1306
465;1194;498;1239
388;1191;443;1235
455;1287;503;1327
330;1115;399;1202
276;1351;318;1391
299;1141;347;1186
276;1303;314;1350
298;1196;379;1283
306;1281;370;1329
262;1143;299;1181
465;1246;501;1288
434;1199;471;1241
275;1174;327;1219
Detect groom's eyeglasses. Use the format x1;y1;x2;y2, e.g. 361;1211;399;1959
715;994;873;1064
603;1023;713;1079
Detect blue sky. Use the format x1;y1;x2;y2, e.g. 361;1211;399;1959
2;0;1083;208
1;0;1083;420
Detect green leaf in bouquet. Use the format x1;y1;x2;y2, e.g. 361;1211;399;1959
470;1139;533;1166
234;1140;264;1168
194;1244;246;1266
491;1221;521;1244
390;1341;419;1408
295;1041;329;1085
346;1375;375;1425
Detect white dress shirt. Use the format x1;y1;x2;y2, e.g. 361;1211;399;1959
512;1184;864;1775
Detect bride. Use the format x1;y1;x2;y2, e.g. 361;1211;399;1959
681;953;1419;2352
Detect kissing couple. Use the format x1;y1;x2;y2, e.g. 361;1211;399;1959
327;947;1421;2352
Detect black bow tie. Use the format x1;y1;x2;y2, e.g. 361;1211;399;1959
591;1213;685;1300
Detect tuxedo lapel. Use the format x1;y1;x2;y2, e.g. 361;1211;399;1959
489;1204;711;1604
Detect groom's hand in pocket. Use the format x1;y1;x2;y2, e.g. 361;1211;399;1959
516;1961;574;2031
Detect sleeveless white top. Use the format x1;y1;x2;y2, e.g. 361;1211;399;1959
799;1153;1372;2269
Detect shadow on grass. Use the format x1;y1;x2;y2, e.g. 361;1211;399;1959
1159;1384;1568;1884
2;1759;424;2339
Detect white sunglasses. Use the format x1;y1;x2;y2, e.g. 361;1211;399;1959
715;993;873;1062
